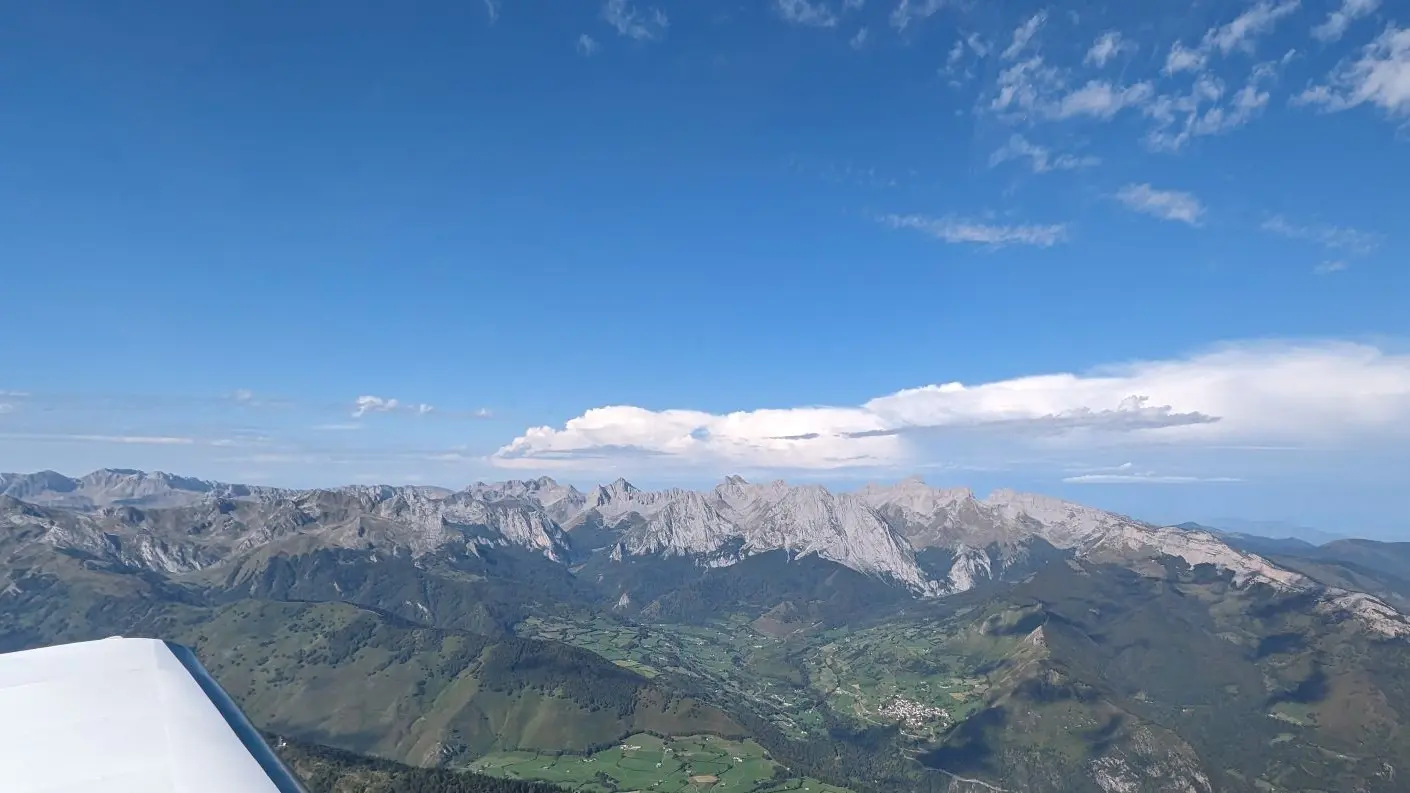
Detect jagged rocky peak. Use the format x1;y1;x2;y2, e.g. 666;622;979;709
857;475;975;516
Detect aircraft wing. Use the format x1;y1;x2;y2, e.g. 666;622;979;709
0;636;308;793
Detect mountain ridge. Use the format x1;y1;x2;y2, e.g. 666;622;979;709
3;468;1406;637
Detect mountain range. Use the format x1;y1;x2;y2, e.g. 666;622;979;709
4;468;1410;793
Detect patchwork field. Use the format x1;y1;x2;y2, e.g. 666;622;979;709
468;733;853;793
517;616;831;739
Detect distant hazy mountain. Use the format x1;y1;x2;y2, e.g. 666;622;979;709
1205;517;1347;546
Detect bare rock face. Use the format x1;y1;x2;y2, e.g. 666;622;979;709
4;469;1406;635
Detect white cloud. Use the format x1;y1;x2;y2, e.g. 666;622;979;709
880;214;1069;247
494;341;1410;472
989;55;1151;122
232;389;255;403
1165;42;1209;75
0;433;198;445
601;0;668;41
1312;0;1380;42
1052;80;1155;119
890;0;946;31
313;423;364;431
353;395;399;417
1064;472;1243;484
1115;184;1206;225
483;0;500;23
991;56;1065;116
1085;31;1134;67
989;134;1100;172
1203;0;1301;55
776;0;839;27
1002;13;1046;60
0;404;13;414
1315;260;1349;274
1143;57;1286;151
850;27;869;49
577;34;600;55
1261;215;1381;253
350;395;436;418
1296;25;1410;117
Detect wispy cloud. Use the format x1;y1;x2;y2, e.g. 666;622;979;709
0;432;198;445
1312;0;1380;42
1059;462;1244;484
1261;215;1380;254
1052;80;1155;119
1064;472;1243;484
483;0;500;23
1115;184;1205;225
1315;260;1349;275
775;0;839;28
1164;42;1208;75
1145;57;1288;150
1202;0;1301;55
1296;25;1410;118
313;423;364;431
601;0;668;41
880;214;1068;247
577;33;600;56
1002;13;1046;60
989;134;1100;173
850;27;869;49
1085;31;1134;67
890;0;946;31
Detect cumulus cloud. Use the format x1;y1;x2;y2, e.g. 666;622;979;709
989;134;1100;172
1296;25;1410;117
1312;0;1380;42
880;214;1069;247
601;0;668;41
1115;184;1206;225
351;395;436;418
493;341;1410;472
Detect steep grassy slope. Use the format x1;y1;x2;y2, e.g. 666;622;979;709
275;738;562;793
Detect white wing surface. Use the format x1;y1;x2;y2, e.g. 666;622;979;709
0;636;307;793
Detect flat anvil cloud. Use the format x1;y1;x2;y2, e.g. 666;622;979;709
493;341;1410;471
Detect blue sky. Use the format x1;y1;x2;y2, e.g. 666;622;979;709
2;0;1408;535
